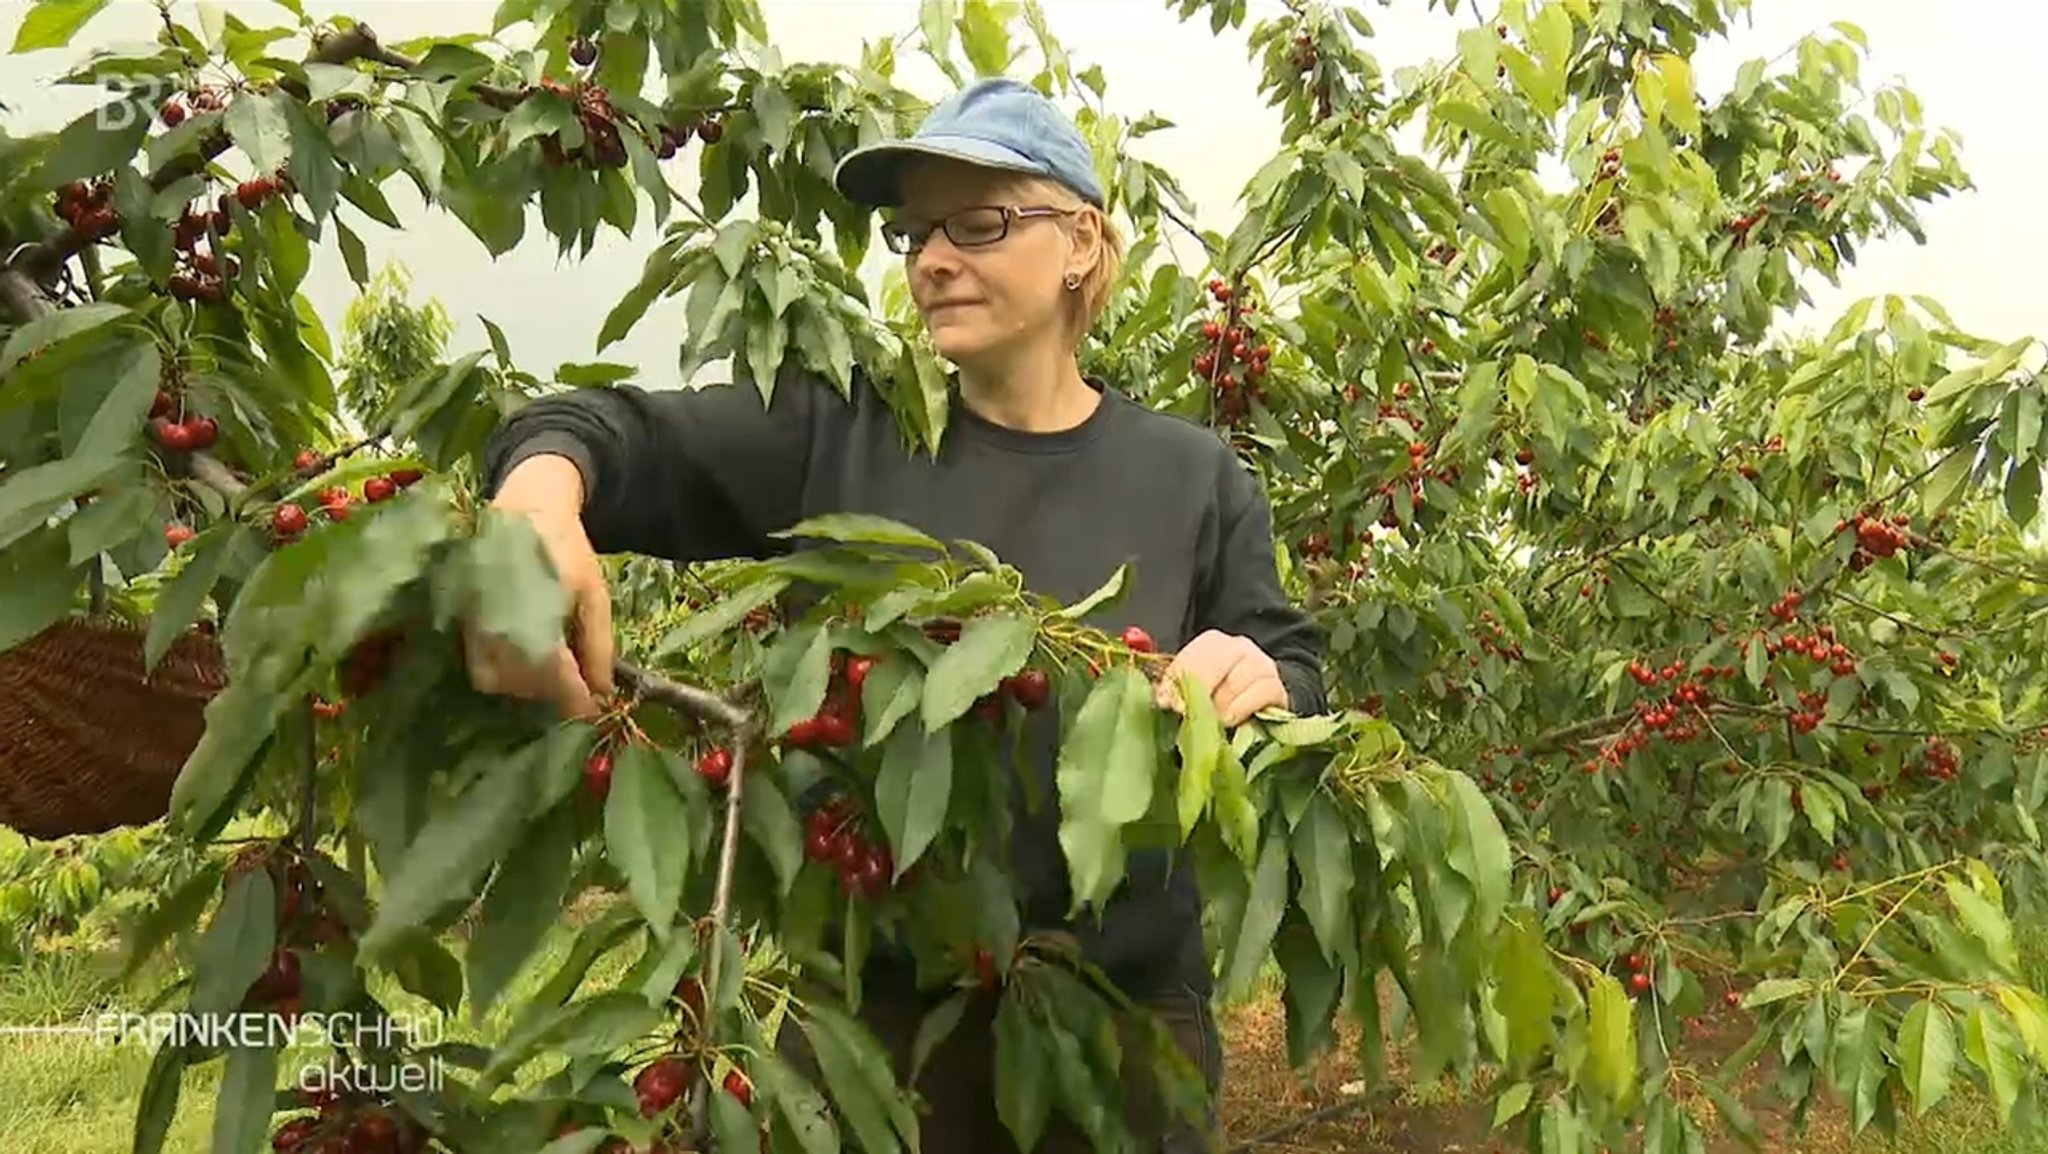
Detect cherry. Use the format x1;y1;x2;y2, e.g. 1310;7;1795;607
973;694;1005;724
1120;625;1156;653
1624;952;1644;972
261;947;302;999
1628;972;1652;995
814;711;856;747
160;99;187;127
152;420;197;451
785;716;822;748
351;1113;398;1147
292;449;320;473
389;467;424;488
271;1118;319;1151
1546;886;1564;904
165;523;196;548
843;655;875;691
674;976;705;1021
1723;989;1743;1009
569;36;598;66
236;178;272;210
1907;386;1926;403
803;826;836;862
634;1055;692;1116
271;504;310;538
723;1069;753;1107
149;389;175;419
364;476;397;502
696;747;733;788
973;947;999;991
1003;668;1051;709
856;850;891;896
584;749;613;801
186;416;219;449
1514;446;1534;465
697;119;724;144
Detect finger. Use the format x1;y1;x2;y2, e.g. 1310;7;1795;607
1208;651;1265;712
571;577;616;698
1154;656;1191;711
1219;674;1288;727
547;642;601;719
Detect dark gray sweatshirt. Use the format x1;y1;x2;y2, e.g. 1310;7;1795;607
479;367;1327;998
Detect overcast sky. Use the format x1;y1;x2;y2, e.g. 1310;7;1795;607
2;1;2041;388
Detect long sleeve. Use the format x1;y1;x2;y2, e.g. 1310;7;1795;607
1192;455;1329;715
479;367;844;563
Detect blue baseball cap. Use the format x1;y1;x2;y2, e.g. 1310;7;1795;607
833;77;1105;209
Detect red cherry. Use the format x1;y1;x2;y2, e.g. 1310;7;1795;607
152;420;196;451
236;178;272;210
1629;972;1652;995
785;716;822;748
973;947;999;990
389;467;424;488
271;1117;319;1151
292;448;320;472
185;416;219;449
1120;625;1156;653
160;99;187;127
697;119;724;144
834;834;864;873
804;826;836;862
364;476;397;502
634;1056;692;1116
271;504;309;537
856;850;890;896
150;388;175;418
722;1068;753;1107
1724;989;1743;1009
841;654;877;691
814;711;855;747
696;747;734;788
1546;886;1564;904
674;976;705;1021
1004;668;1051;709
165;523;196;548
584;749;613;801
1624;952;1645;972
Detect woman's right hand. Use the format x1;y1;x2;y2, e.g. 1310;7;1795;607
462;453;616;719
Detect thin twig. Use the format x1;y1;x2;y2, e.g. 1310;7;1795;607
613;660;750;729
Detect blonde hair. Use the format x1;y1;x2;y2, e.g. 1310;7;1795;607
1007;174;1126;345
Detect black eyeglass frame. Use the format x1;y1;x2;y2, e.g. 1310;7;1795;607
881;204;1078;255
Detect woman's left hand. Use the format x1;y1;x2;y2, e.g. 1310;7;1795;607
1154;629;1290;727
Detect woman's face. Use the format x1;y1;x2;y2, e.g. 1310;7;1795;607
893;159;1080;369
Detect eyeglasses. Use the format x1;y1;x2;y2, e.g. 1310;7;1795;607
881;204;1076;255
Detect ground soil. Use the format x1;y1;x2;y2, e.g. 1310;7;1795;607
1215;986;1860;1154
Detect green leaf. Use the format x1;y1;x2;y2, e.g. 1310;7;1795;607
1898;1000;1956;1115
772;512;945;552
336;219;370;287
1175;671;1223;836
765;623;836;736
860;656;925;748
1445;770;1511;935
1058;663;1158;824
260;198;310;296
911;991;970;1082
957;0;1013;74
467;801;577;1015
709;1088;758;1154
146;526;241;673
994;991;1054;1152
803;1004;917;1152
741;769;805;895
1945;878;2019;977
12;0;112;51
360;741;541;955
752;81;795;153
36;96;151;187
1586;974;1637;1106
167;680;291;838
69;338;158;462
654;576;788;656
224;88;294;175
606;743;690;939
920;612;1037;729
754;1045;839;1154
460;509;573;664
1493;913;1555;1068
1292;795;1354;965
1054;563;1130;621
132;1041;188;1154
875;722;954;876
0;302;131;376
209;1041;278;1154
1222;825;1290;999
1493;1082;1534;1128
188;866;276;1016
1965;1003;2025;1124
1742;977;1811;1008
0;525;87;650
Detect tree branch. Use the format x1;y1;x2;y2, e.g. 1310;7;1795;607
612;660;752;730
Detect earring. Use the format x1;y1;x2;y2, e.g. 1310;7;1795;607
1063;271;1082;291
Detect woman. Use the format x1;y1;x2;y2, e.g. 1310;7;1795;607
470;77;1326;1152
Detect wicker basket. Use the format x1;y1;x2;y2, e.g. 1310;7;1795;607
0;616;227;841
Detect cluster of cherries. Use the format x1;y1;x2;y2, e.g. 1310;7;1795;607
266;458;426;543
51;177;120;242
1191;278;1272;426
802;795;896;898
225;845;353;1024
269;1088;429;1154
1841;509;1915;570
146;387;221;454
